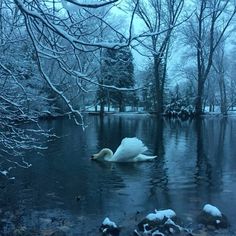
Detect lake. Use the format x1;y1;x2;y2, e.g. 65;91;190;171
1;114;236;235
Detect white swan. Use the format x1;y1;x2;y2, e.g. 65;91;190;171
91;137;157;162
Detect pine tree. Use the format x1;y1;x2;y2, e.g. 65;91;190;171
98;46;136;112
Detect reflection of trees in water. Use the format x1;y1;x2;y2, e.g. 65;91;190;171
210;118;227;189
148;118;197;210
93;116;170;210
3;116;236;232
37;117;235;215
194;117;228;205
194;118;213;204
95;115;105;149
164;118;194;144
95;115;144;151
147;118;171;208
228;118;236;167
40;117;236;224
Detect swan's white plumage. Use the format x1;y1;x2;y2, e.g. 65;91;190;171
92;137;156;162
112;137;148;161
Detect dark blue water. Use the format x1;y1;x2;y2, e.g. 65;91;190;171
1;115;236;235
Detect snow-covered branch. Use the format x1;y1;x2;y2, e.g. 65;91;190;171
14;0;129;50
0;2;53;175
64;0;119;9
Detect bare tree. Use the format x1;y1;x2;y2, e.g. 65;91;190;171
0;0;141;174
0;0;52;176
212;41;229;115
12;0;139;126
130;0;185;114
228;46;236;110
183;0;236;115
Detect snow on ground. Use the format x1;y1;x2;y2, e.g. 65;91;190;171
112;112;150;116
204;106;236;117
85;105;145;112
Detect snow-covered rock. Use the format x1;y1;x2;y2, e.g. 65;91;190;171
197;204;229;228
100;217;120;236
203;204;222;217
137;209;178;232
0;170;8;176
146;209;176;221
102;217;117;228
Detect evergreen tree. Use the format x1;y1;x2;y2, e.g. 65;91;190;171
142;62;165;112
99;46;136;112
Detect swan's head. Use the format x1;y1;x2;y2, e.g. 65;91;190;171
91;148;113;161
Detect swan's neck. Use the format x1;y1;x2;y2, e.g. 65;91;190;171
96;148;113;160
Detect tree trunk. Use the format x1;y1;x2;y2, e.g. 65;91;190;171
154;56;164;115
119;101;125;112
99;89;105;116
209;103;215;112
195;79;204;116
219;75;227;115
107;91;110;112
100;100;105;116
